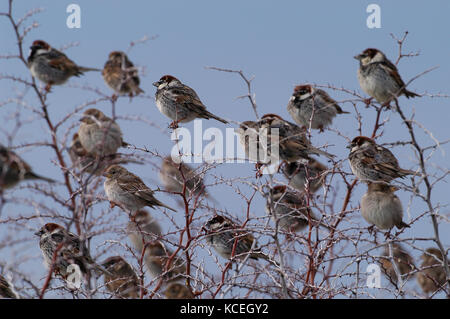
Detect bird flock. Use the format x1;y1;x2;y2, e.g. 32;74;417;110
0;40;447;299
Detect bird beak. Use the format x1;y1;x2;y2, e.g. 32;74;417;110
34;230;42;237
30;45;39;51
152;81;160;88
353;54;362;60
103;171;112;178
346;144;352;149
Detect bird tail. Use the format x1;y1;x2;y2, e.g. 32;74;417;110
399;168;416;177
24;172;55;184
155;200;177;213
78;66;101;73
204;111;228;124
403;89;420;99
396;221;411;230
312;148;335;159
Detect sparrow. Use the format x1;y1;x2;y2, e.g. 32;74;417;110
354;48;419;104
379;243;414;283
0;144;55;190
417;248;448;294
281;159;327;193
102;256;140;299
348;136;416;183
0;275;18;299
265;185;320;233
35;223;107;278
127;210;163;255
145;241;186;281
204;215;273;262
103;165;176;213
360;183;409;230
287;85;349;131
164;283;194;299
78;108;126;157
153;75;228;127
68;133;138;176
27;40;99;91
102;51;144;98
236;114;334;164
159;156;207;199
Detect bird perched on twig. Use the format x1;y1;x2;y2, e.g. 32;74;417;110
102;51;144;98
103;165;176;213
287;84;349;131
78;108;127;157
348;136;416;183
354;48;419;105
0;144;54;190
35;223;109;279
281;159;327;193
27;40;99;91
379;243;414;283
360;183;409;230
417;248;448;294
153;75;228;128
102;256;140;299
0;275;18;299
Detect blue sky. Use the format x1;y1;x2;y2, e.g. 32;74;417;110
0;0;449;298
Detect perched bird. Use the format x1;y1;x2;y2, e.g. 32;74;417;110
417;248;448;294
159;156;207;199
380;243;414;283
164;283;194;299
103;165;176;213
0;144;54;190
68;133;138;176
102;256;140;299
360;183;409;230
78;108;126;157
281;159;327;193
348;136;415;183
145;241;186;281
153;75;228;128
287;85;349;131
0;275;18;299
35;223;107;278
102;51;144;98
354;48;419;104
27;40;99;91
236;114;334;164
127;210;162;254
204;215;273;262
265;185;322;233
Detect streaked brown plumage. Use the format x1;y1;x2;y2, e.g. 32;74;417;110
417;248;448;294
102;256;140;298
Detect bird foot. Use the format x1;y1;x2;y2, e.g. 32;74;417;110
44;84;53;93
111;94;118;103
109;201;118;209
384;230;392;240
363;98;373;107
168;121;180;130
367;225;375;235
255;163;264;178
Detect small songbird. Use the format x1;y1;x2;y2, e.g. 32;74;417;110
103;165;176;213
68;133;136;175
0;275;18;299
27;40;99;91
204;215;273;263
379;243;414;283
102;51;144;98
102;256;140;299
145;241;186;281
265;185;323;233
360;183;409;230
164;283;194;299
417;248;448;294
78;108;126;157
153;75;228;128
127;210;162;254
35;223;107;278
0;144;54;190
281;159;327;193
236;114;334;165
354;48;419;104
287;85;349;131
159;156;207;200
348;136;415;183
